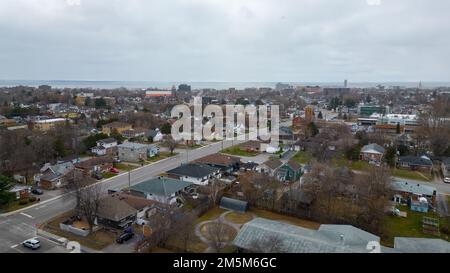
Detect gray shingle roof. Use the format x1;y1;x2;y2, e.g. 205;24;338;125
392;180;436;196
220;197;248;212
167;163;219;178
233;218;379;253
97;195;137;222
361;143;385;154
130;177;193;198
394;238;450;253
398;155;432;166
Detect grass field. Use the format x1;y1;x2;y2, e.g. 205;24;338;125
391;168;432;182
113;163;138;171
146;152;177;163
1;198;39;213
195;207;227;224
225;212;254;224
102;172;118;179
382;206;449;247
292;151;313;164
222;146;258;157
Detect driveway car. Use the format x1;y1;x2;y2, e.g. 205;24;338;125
444;177;450;184
116;233;134;244
31;188;44;195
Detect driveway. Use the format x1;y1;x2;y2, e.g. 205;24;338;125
436;194;449;217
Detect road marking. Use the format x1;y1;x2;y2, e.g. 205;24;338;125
11;244;18;248
20;212;34;219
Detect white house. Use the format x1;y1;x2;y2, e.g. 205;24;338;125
91;138;117;156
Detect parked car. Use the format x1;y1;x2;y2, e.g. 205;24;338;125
444;177;450;184
31;188;44;195
116;232;134;244
22;238;41;250
94;173;103;180
110;168;120;174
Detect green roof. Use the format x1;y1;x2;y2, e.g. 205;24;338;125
130;177;193;198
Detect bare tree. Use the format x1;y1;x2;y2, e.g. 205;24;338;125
78;183;102;232
171;212;197;252
163;135;178;155
207;218;229;253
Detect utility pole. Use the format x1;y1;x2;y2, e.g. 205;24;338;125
128;169;131;189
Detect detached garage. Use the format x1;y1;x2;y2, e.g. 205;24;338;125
220;197;249;213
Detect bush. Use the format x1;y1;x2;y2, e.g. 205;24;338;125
441;226;450;235
19;199;29;205
29;197;37;203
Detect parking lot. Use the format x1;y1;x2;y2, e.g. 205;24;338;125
7;236;69;253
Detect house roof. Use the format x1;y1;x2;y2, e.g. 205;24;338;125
195;153;241;167
102;121;131;129
97;138;117;145
115;193;157;210
285;159;302;172
392;180;436;196
263;159;283;170
233;218;380;253
167;163;219;178
130;177;193;198
220;197;248;213
97;195;137;222
118;142;149;150
394;238;450;253
398;155;432;166
361;143;385;154
41;161;74;176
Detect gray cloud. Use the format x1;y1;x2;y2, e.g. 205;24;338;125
0;0;449;82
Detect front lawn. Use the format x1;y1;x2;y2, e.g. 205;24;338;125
382;206;449;247
349;161;371;171
224;212;254;224
113;163;138;171
391;168;432;182
146;152;177;163
102;172;118;179
222;146;258;157
292;151;313;164
1;197;39;213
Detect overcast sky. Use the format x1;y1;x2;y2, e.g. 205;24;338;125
0;0;449;82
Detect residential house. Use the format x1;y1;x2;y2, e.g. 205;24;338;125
75;157;113;176
9;185;32;200
277;160;303;182
240;161;259;172
397;156;433;174
374;124;405;135
117;142;160;163
392;180;437;210
91;138;118;156
121;128;147;139
360;143;385;164
129;177;193;205
442;158;450;178
257;159;283;177
166;163;220;186
146;129;164;143
194;154;241;173
279;126;296;145
32;118;67;131
38;161;75;190
95;195;137;230
101;121;132;136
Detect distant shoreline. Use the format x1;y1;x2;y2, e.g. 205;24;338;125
1;80;450;90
